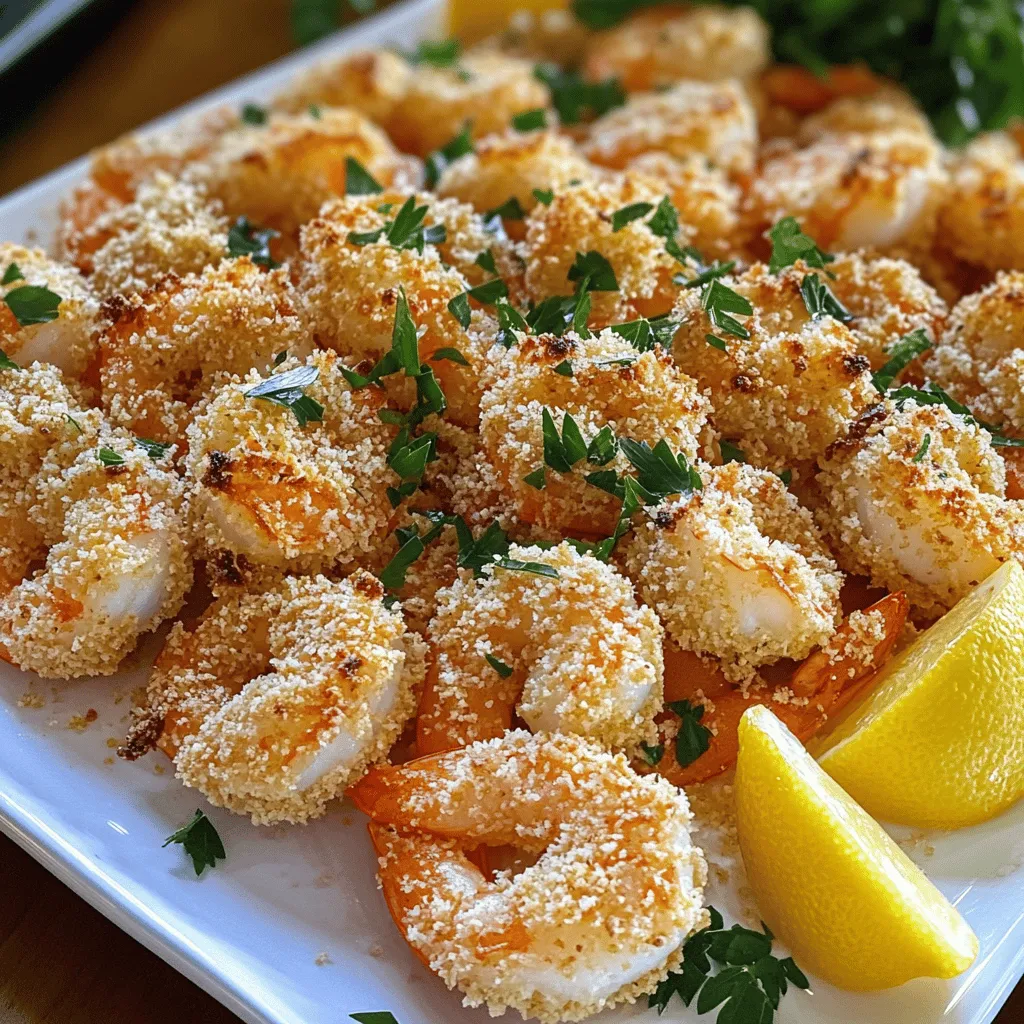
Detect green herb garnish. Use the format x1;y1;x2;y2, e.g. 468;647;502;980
447;278;509;328
871;327;932;392
4;283;62;327
0;350;18;370
227;216;280;269
240;103;267;126
912;432;932;463
611;201;654;232
767;216;835;274
485;196;527;221
667;700;712;767
424;124;474;189
485;652;515;677
609;312;679;352
799;272;851;322
512;107;548;131
532;188;554;205
163;809;226;877
720;440;746;464
345;156;383;195
97;446;125;467
2;262;24;284
135;437;173;460
244;364;324;426
291;0;376;46
533;62;625;124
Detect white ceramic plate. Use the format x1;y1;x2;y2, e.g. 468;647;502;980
1;3;1023;1021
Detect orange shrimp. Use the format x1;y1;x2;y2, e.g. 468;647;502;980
759;64;882;115
648;592;909;786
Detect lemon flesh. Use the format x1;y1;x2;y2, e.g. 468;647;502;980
448;0;567;44
812;559;1024;829
736;705;978;991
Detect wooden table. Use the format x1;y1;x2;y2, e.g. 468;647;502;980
0;2;1021;1022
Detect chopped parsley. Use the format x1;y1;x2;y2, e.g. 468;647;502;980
644;195;690;265
308;103;322;119
3;283;62;327
97;446;125;467
273;350;288;367
349;1013;400;1024
619;437;703;500
347;195;446;253
777;468;793;486
64;413;82;433
532;188;554;206
447;277;510;328
553;359;574;377
720;440;746;464
706;334;728;352
485;652;514;677
609;312;679;352
240;102;267;126
912;432;932;463
767;216;835;274
641;743;664;765
0;350;18;370
677;259;736;289
474;249;498;274
227;216;280;269
458;520;558;577
430;347;470;366
401;37;462;67
871;327;932;392
291;0;375;45
667;700;712;767
386;430;438;506
702;277;752;348
799;272;851;322
888;381;1024;448
526;290;590;337
162;809;225;877
494;300;529;347
568;250;619;292
2;262;24;284
244;364;324;426
424;124;474;188
485;196;527;222
541;408;618;475
611;201;654;232
135;437;173;460
511;107;548;131
523;466;547;489
379;511;468;590
533;62;625;124
344;156;383;195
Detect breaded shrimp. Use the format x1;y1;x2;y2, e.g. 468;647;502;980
672;262;876;468
480;329;711;535
189;106;420;235
816;400;1024;618
0;244;99;378
0;429;191;678
480;8;592;65
122;571;426;824
417;540;663;755
582;80;758;177
349;730;707;1023
387;50;550;157
436;128;597;217
60;172;230;299
97;256;311;444
624;461;843;680
186;351;395;573
925;271;1024;433
797;90;935;146
746;131;947;256
583;6;769;91
522;176;684;325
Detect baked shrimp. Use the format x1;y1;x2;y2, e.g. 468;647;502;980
480;328;711;535
97;256;310;444
122;572;426;824
925;271;1024;433
582;80;758;177
0;244;99;378
582;6;769;91
416;540;663;755
624;461;843;680
186;350;395;574
816;400;1024;618
1;426;191;678
672;262;875;469
350;730;707;1023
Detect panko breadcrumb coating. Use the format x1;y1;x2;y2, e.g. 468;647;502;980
1;429;191;679
582;80;758;177
672;262;876;468
481;8;592;65
583;6;769;91
437;128;597;218
797;90;934;146
0;244;99;379
63;172;229;299
925;271;1024;434
480;328;712;535
387;50;550;157
189;106;420;235
624;461;843;679
123;572;426;825
98;256;311;444
351;730;707;1023
523;176;683;325
420;541;664;754
816;400;1024;618
186;350;395;573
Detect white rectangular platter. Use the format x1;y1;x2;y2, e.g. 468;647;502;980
1;2;1023;1022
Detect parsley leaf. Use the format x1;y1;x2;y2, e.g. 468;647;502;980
350;1013;400;1024
2;262;24;284
475;249;498;274
291;0;376;46
345;156;383;195
611;201;654;232
553;359;574;377
431;347;469;366
609;312;679;352
135;437;173;460
799;272;851;322
0;350;18;370
485;652;514;677
402;38;462;67
227;216;280;269
532;188;554;205
619;437;703;499
871;327;932;392
454;519;558;577
702;278;752;340
447;278;510;328
767;216;835;274
706;333;728;352
424;124;474;189
495;300;529;347
912;432;931;463
677;259;735;289
512;107;548;131
641;742;664;765
887;381;1024;448
533;62;625;124
244;364;324;426
162;809;225;877
240;102;267;126
720;440;746;464
568;250;619;292
485;196;527;221
97;446;125;467
667;700;712;767
4;283;62;327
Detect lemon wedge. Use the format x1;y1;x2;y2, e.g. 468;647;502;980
812;559;1024;829
735;705;978;991
448;0;567;44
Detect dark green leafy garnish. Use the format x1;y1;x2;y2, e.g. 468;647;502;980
447;278;510;328
611;201;654;232
720;440;746;464
532;188;554;206
244;364;324;426
349;1014;400;1024
568;250;619;292
97;447;125;467
308;103;322;119
767;216;835;274
641;743;664;765
702;278;753;345
553;359;574;377
619;437;703;500
800;272;851;322
495;300;529;347
4;283;62;327
431;347;470;366
227;216;280;269
667;700;712;767
345;156;383;195
533;62;626;124
777;468;793;486
542;409;618;474
912;432;932;463
523;466;547;489
386;430;438;506
889;381;1024;448
871;327;932;392
0;350;18;370
454;520;558;577
401;38;461;67
485;652;514;677
240;103;267;126
475;249;498;274
379;511;469;590
677;260;736;289
511;107;548;131
486;196;527;221
706;334;728;352
424;124;474;189
135;437;173;460
609;313;679;352
2;262;24;284
162;809;226;877
650;905;809;1022
64;413;82;433
291;0;375;46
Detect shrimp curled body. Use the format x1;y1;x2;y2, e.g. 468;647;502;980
350;730;708;1023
